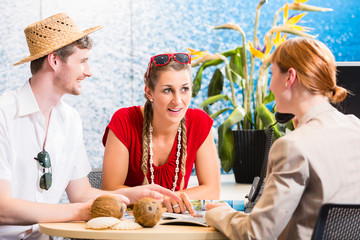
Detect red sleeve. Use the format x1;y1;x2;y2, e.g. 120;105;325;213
186;108;214;150
102;106;143;149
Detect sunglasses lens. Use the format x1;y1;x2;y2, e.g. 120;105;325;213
37;150;51;168
174;53;190;63
153;55;170;66
40;172;52;190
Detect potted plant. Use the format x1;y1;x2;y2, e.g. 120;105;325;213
188;0;332;183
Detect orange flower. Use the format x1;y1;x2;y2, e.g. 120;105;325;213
283;3;312;32
187;48;209;61
273;32;287;47
294;0;308;3
248;35;272;61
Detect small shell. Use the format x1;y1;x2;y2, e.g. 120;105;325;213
85;217;121;229
111;219;143;230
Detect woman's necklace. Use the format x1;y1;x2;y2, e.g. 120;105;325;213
149;123;182;191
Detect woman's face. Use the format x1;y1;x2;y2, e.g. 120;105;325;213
148;69;192;125
269;62;290;113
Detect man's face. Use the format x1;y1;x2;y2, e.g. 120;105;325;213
54;46;92;95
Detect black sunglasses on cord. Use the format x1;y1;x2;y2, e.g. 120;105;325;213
34;150;52;190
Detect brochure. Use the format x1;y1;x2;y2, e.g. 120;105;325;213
160;211;209;227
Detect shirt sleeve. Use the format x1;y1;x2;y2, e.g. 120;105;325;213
189;109;214;149
102;108;133;149
206;137;309;240
0;111;11;181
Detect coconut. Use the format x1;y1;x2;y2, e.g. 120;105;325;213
91;195;124;219
133;197;163;227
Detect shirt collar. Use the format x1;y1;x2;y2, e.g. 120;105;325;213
17;80;41;117
298;99;336;127
17;80;66;122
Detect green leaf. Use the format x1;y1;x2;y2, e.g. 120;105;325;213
218;106;246;172
192;66;204;97
230;68;245;88
285;120;295;131
192;59;224;98
229;47;244;86
210;108;232;119
208;68;224;98
221;49;237;58
202;59;224;69
264;91;275;104
203;105;210;115
256;104;282;138
199;94;233;108
244;113;255;126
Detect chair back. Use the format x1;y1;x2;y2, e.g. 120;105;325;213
88;168;103;189
311;203;360;240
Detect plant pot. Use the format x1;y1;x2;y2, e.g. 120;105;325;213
233;129;267;184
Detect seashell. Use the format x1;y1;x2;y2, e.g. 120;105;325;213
85;217;120;229
111;219;143;230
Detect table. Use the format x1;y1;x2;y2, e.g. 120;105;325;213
39;221;228;240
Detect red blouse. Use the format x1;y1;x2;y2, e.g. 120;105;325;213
102;106;213;191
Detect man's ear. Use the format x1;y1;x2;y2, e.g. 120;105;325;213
286;67;297;88
47;52;61;70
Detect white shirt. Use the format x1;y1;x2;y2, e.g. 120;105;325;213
0;81;91;240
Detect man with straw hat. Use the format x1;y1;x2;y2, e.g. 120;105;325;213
0;13;180;240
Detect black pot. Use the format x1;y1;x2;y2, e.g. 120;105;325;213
233;129;267;184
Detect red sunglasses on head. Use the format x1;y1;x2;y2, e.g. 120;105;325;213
146;53;191;82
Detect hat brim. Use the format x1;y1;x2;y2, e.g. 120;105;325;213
13;25;103;66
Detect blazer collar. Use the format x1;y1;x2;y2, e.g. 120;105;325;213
298;99;336;127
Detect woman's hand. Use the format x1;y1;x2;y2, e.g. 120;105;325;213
162;192;196;216
115;184;181;204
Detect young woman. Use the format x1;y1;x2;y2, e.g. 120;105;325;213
102;53;221;213
205;38;360;239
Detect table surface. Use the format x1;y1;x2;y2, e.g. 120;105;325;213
39;221;228;240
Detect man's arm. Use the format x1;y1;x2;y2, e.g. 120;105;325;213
0;179;92;225
0;175;181;226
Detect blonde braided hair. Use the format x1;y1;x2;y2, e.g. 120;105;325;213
141;100;153;185
179;117;187;190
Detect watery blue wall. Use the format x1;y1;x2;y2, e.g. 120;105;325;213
0;0;359;169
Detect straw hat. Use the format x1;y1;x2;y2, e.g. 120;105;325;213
14;13;102;66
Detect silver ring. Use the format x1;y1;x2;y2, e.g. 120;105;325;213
172;204;179;209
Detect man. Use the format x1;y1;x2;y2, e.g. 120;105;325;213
0;13;180;240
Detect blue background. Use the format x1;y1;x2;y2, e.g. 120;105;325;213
0;0;359;170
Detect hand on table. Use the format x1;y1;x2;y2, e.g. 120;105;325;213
116;184;181;204
163;192;196;216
